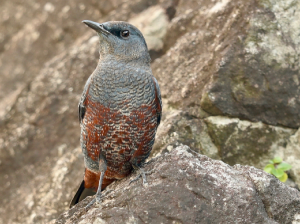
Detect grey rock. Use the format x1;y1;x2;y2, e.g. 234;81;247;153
56;145;300;224
200;0;300;128
0;0;104;120
204;116;295;168
284;129;300;187
130;5;169;52
151;110;220;160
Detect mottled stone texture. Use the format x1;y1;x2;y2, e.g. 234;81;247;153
56;146;300;224
204;116;295;168
200;0;300;128
1;0;300;223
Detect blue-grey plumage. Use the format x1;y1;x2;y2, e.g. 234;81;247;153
70;20;162;209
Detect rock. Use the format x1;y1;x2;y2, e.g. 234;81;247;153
152;114;299;186
0;0;103;121
200;0;300;128
151;110;221;160
56;146;300;224
284;129;300;187
150;0;300;187
204;116;295;168
129;5;169;52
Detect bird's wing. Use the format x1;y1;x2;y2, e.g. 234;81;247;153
152;77;162;126
78;76;92;123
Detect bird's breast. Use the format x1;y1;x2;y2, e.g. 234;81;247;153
89;67;155;110
81;94;158;175
81;68;158;175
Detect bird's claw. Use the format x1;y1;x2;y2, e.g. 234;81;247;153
85;198;96;211
130;168;154;186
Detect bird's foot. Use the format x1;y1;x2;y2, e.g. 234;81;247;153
85;193;102;210
130;167;154;186
84;189;114;211
85;198;96;210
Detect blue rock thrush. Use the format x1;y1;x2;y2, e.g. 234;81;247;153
70;20;162;208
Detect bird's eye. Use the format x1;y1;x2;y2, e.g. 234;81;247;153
121;30;130;38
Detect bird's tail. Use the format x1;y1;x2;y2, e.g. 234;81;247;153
69;180;95;208
69;172;116;208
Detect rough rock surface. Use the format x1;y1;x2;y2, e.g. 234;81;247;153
0;0;102;119
0;1;174;223
200;0;300;128
150;0;300;186
56;146;300;224
284;129;300;188
129;5;169;53
204;116;295;167
1;0;300;223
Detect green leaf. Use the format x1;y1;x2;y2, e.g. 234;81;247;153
264;164;274;173
271;168;284;178
277;162;292;171
272;157;282;164
278;172;288;182
268;160;274;164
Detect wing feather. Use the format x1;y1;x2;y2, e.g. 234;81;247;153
152;77;162;126
78;76;92;123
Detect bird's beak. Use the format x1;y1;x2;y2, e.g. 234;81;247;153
82;20;110;35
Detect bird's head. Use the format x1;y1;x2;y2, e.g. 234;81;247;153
83;20;151;64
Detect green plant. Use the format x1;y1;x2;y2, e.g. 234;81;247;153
264;157;292;182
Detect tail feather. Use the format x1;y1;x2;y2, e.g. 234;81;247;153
69;180;95;208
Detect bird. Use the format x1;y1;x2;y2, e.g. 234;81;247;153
69;20;162;208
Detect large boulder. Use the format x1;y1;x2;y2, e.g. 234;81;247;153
56;146;300;224
200;0;300;128
150;0;300;186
